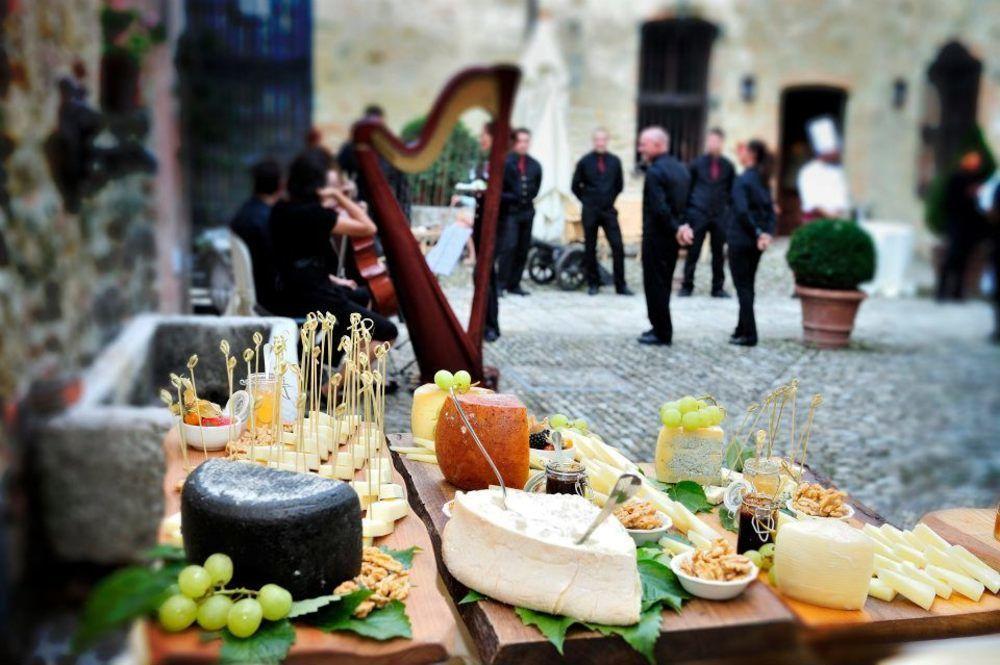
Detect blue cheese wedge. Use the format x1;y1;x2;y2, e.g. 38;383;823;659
442;488;641;625
654;425;724;485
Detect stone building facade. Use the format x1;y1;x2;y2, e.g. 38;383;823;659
313;0;1000;240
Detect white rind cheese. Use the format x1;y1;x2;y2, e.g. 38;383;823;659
774;519;873;610
442;488;641;625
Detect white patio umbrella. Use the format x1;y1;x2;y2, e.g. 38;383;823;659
512;16;573;242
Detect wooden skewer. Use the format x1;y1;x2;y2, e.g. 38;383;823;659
169;374;191;471
187;355;208;460
252;331;263;376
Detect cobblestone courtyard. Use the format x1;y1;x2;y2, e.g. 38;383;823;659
384;241;1000;528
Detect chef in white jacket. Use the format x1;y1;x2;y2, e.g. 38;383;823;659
797;117;851;222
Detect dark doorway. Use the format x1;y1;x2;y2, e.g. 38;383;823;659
776;86;848;234
636;18;718;165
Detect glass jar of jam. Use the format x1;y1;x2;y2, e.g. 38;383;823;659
545;460;588;497
737;492;778;554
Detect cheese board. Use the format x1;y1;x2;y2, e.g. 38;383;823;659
391;434;799;665
144;428;456;665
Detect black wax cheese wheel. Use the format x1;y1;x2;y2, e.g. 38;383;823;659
181;459;362;599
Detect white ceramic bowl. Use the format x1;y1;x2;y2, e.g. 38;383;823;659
180;390;250;451
669;550;758;601
625;511;673;546
786;498;855;521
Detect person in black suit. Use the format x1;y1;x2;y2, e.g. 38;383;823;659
728;140;776;347
468;121;501;342
498;127;542;296
680;127;735;298
571;128;632;296
230;159;282;313
637;126;692;346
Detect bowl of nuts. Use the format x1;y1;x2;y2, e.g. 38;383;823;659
787;482;855;521
613;500;672;545
669;540;758;600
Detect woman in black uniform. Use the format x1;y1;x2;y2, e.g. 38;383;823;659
269;149;398;352
728;140;776;347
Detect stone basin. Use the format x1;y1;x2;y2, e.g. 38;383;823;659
35;314;298;564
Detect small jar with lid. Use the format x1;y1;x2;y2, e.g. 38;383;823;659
544;459;588;497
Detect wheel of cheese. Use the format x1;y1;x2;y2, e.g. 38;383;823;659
181;459;362;599
434;392;529;491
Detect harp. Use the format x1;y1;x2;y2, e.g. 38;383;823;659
353;65;519;386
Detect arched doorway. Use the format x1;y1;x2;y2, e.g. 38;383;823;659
776;85;848;234
636;18;718;165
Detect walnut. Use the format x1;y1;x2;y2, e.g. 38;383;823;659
680;539;754;582
613;500;663;530
334;546;411;617
793;482;848;517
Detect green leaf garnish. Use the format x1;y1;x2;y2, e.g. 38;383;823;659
306;589;373;630
666;481;713;514
585;605;663;665
219;619;295;664
72;564;182;651
724;437;754;472
514;607;579;655
637;559;690;612
140;544;187;562
307;589;412;641
459;590;487;604
287;594;341;619
379;545;420;569
719;507;738;533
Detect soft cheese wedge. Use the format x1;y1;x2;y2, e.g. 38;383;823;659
442;488;641;625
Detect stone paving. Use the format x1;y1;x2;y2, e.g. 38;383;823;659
385;240;1000;528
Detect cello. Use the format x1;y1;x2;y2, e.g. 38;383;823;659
352;65;519;386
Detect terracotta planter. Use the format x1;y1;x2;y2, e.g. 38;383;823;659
794;285;867;349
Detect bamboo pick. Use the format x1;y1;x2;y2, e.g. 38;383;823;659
169;374;191;471
295;391;307;474
160;388;189;474
797;394;823;482
186;355;208;459
220;340;233;454
225;355;237;457
252;331;263;376
274;360;287;466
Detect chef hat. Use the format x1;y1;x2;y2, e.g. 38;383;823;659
807;116;840;154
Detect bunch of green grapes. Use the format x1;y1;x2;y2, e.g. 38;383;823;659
658;395;725;431
742;543;777;584
157;553;293;638
547;413;588;432
434;369;473;392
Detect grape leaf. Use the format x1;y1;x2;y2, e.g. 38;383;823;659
724;437;754;472
459;590;487;604
219;619;295;664
637;559;690;612
140;544;187;562
719;507;738;533
287;594;341;619
308;589;412;640
636;545;672;568
585;605;663;665
379;545;420;569
72;564;182;651
666;481;713;514
514;607;579;655
305;589;373;630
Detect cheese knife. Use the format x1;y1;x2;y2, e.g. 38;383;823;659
576;472;642;544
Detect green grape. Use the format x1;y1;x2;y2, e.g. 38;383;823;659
571;418;588;431
678;396;698;413
702;405;722;427
203;553;233;586
434;370;454;391
453;370;472;392
227;598;263;638
681;411;701;431
549;413;569;429
696;400;707;409
767;567;777;585
258;584;293;621
178;565;212;599
663;400;680;411
197;594;234;631
759;557;773;572
758;543;775;559
660;408;682;428
159;594;198;632
743;550;763;568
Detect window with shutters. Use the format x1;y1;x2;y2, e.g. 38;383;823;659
636;18;718;166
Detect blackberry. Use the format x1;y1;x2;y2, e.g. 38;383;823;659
529;428;551;450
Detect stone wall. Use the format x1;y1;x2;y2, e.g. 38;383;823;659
312;0;1000;242
0;1;162;399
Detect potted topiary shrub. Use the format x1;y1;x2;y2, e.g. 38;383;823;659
786;219;876;349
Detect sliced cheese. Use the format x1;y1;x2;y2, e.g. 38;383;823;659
891;542;927;567
879;524;909;547
441;488;642;626
925;564;984;602
949;545;1000;593
912;523;951;551
333;464;355;480
317;464;335;479
774;520;873;610
924;545;968;575
379;483;405;500
688;531;713;551
901;561;951;599
405;453;439;464
362;517;394;538
876;568;935;610
874;553;903;573
868;577;897;602
659;536;695;556
862;523;893;548
369;498;408;523
869;536;898;560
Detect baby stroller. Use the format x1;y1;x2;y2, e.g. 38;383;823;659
526;218;614;291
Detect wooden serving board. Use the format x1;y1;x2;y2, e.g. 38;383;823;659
144;428;456;665
390;434;800;665
762;469;1000;645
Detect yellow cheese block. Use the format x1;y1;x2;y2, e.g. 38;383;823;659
774;519;873;610
410;383;490;441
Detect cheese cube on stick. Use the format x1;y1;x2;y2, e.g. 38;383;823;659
949;545;1000;594
912;523;952;552
925;564;984;602
868;578;897;602
902;561;951;599
876;568;935;610
892;542;927;567
362;517;394;538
